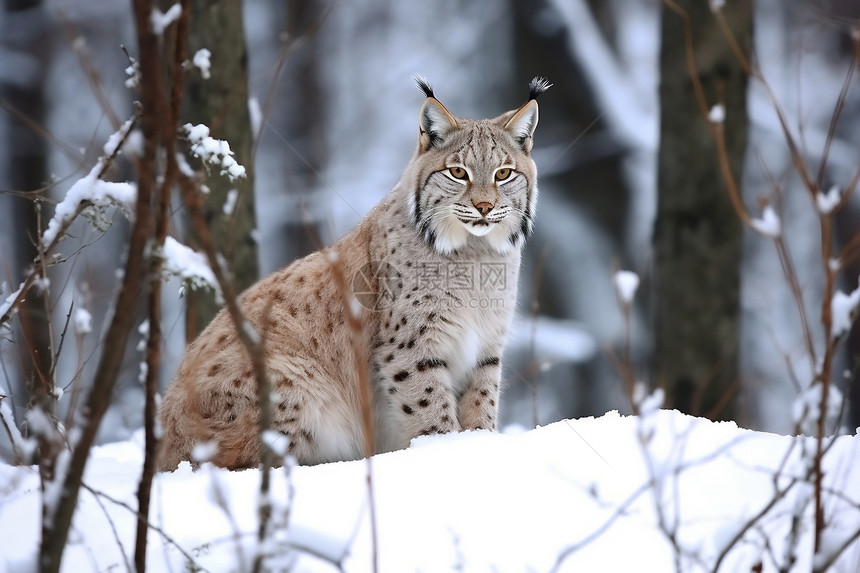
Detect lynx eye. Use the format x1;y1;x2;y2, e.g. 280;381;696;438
494;168;512;182
448;166;469;180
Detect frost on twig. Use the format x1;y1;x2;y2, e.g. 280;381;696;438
183;123;247;181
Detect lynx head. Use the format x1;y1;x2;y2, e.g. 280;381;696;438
408;76;551;255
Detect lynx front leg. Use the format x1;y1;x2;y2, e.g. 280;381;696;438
458;355;502;431
381;356;462;447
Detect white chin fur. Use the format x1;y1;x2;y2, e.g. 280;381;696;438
433;216;470;254
432;215;519;255
463;221;495;237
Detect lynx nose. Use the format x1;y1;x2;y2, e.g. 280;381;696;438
473;201;494;217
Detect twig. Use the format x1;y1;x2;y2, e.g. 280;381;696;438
87;483;134;573
35;201;58;411
327;254;379;573
80;481;209;571
550;434;748;573
0;99;83;164
134;0;190;569
50;300;74;385
37;1;158;567
710;481;800;573
0;110;139;329
57;8;122;131
812;525;860;573
177;150;276;571
252;302;275;573
252;2;335;157
663;1;860;555
814;26;859;190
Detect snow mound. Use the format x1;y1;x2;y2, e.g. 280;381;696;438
1;410;858;572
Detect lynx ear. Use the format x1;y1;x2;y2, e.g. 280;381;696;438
503;77;550;153
418;97;458;151
504;99;539;153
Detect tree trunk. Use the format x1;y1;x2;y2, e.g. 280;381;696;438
653;1;751;420
184;0;257;337
2;0;54;443
261;0;329;272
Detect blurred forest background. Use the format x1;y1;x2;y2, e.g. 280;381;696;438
2;0;860;459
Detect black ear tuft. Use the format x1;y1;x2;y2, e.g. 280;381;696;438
528;77;552;101
413;74;435;98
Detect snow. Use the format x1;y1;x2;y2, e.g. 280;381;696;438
707;103;725;124
32;275;49;294
750;205;782;238
222;188;238;216
183;123;247;181
831;286;860;340
73;308;92;336
0;399;34;461
792;381;843;431
102;118;134;157
816;185;841;215
160;236;218;293
2;409;858;572
613;270;640;304
191;440;219;463
193;48;212;80
248;97;263;138
150;4;181;36
124;60;139;89
0;282;25;320
262;430;290;458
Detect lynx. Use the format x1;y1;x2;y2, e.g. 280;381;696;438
158;77;550;470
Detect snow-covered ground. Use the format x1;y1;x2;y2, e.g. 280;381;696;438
1;408;859;572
